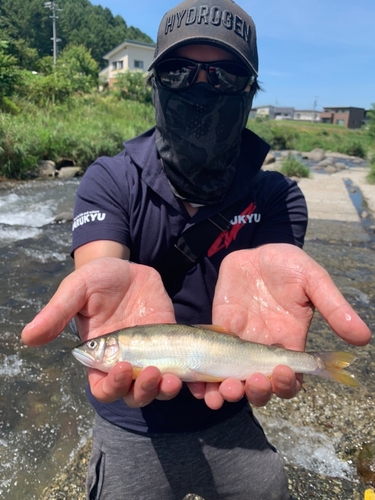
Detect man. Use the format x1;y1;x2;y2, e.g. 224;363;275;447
22;0;371;498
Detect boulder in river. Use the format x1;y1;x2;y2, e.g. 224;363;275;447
357;442;375;486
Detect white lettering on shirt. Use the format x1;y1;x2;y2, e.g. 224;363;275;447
72;210;106;230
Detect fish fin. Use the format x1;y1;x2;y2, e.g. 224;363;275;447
313;352;359;387
132;366;143;379
190;372;224;383
193;324;236;335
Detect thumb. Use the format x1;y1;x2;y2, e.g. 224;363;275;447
21;272;87;346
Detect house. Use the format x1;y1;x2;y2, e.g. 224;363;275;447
251;106;295;121
250;105;276;119
320;107;365;129
99;39;156;87
274;107;294;120
293;110;321;123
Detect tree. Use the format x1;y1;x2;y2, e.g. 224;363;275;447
0;0;153;69
56;44;99;92
0;41;20;98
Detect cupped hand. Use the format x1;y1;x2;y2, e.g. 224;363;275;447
22;257;182;406
190;244;371;409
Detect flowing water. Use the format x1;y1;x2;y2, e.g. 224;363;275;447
0;175;374;499
0;179;94;499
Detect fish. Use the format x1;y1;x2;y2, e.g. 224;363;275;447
71;323;359;386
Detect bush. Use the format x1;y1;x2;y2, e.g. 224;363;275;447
280;154;310;178
111;71;152;104
0;96;155;178
367;156;375;184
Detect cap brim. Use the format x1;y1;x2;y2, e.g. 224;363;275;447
148;37;258;76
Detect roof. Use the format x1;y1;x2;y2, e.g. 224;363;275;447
103;39;156;60
323;106;365;111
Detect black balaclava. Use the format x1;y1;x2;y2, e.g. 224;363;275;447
153;81;255;205
149;0;259;205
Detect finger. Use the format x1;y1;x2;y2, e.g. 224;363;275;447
219;377;245;403
124;366;162;408
156;374;183;401
244;373;273;407
204;383;224;410
22;272;88;346
271;365;301;399
305;264;371;346
88;362;134;403
187;382;206;400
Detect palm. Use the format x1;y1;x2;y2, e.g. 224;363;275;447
73;258;176;340
213;245;315;351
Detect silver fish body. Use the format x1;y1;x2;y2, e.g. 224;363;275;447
72;324;359;386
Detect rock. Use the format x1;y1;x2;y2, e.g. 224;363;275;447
361;211;370;219
357;442;375;486
324;165;338;174
57;167;83;179
301;148;325;162
263;152;276;165
334;162;347;170
37;160;57;178
316;159;334;169
54;211;73;223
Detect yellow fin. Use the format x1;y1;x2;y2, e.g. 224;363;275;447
132;366;143;379
319;351;357;369
316;352;359;387
193;324;237;336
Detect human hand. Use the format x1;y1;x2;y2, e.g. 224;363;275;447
22;257;182;407
189;244;371;409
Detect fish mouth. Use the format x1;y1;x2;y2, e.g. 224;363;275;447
72;348;96;368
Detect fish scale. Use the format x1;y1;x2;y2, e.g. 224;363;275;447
72;323;359;386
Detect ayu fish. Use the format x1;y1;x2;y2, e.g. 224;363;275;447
72;323;359;386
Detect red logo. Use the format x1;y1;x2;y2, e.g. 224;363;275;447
208;202;257;257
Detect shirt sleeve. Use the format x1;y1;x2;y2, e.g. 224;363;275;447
71;156;132;254
252;171;308;248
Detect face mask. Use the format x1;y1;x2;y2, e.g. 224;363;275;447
152;81;255;205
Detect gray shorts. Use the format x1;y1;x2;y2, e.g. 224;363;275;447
87;405;289;500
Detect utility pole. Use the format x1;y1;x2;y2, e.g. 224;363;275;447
44;2;61;66
312;96;319;122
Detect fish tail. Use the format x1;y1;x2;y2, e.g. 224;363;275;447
313;351;360;387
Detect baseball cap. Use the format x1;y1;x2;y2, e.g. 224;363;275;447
148;0;258;76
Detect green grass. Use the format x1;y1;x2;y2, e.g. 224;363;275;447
0;95;155;178
279;154;310;178
0;95;373;179
247;119;371;159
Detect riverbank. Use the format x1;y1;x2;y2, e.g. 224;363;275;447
39;166;375;499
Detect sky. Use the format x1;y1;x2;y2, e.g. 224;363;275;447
91;0;375;111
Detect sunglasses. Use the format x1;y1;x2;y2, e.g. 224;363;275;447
153;57;256;95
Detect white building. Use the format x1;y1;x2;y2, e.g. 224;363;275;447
99;39;156;87
293;110;321;123
250;105;276;119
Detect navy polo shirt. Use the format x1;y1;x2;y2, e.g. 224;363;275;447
72;127;308;433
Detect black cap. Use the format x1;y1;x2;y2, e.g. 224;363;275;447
148;0;258;76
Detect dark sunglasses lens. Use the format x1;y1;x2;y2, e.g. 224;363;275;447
208;62;253;93
155;59;254;93
155;60;197;90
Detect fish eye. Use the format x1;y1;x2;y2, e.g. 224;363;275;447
88;340;97;349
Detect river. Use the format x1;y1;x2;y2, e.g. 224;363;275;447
0;175;374;499
0;179;94;499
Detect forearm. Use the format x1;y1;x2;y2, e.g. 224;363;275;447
74;240;130;268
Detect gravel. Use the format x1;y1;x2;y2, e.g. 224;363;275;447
40;162;375;500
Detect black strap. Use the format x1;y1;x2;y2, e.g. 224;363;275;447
154;170;264;285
